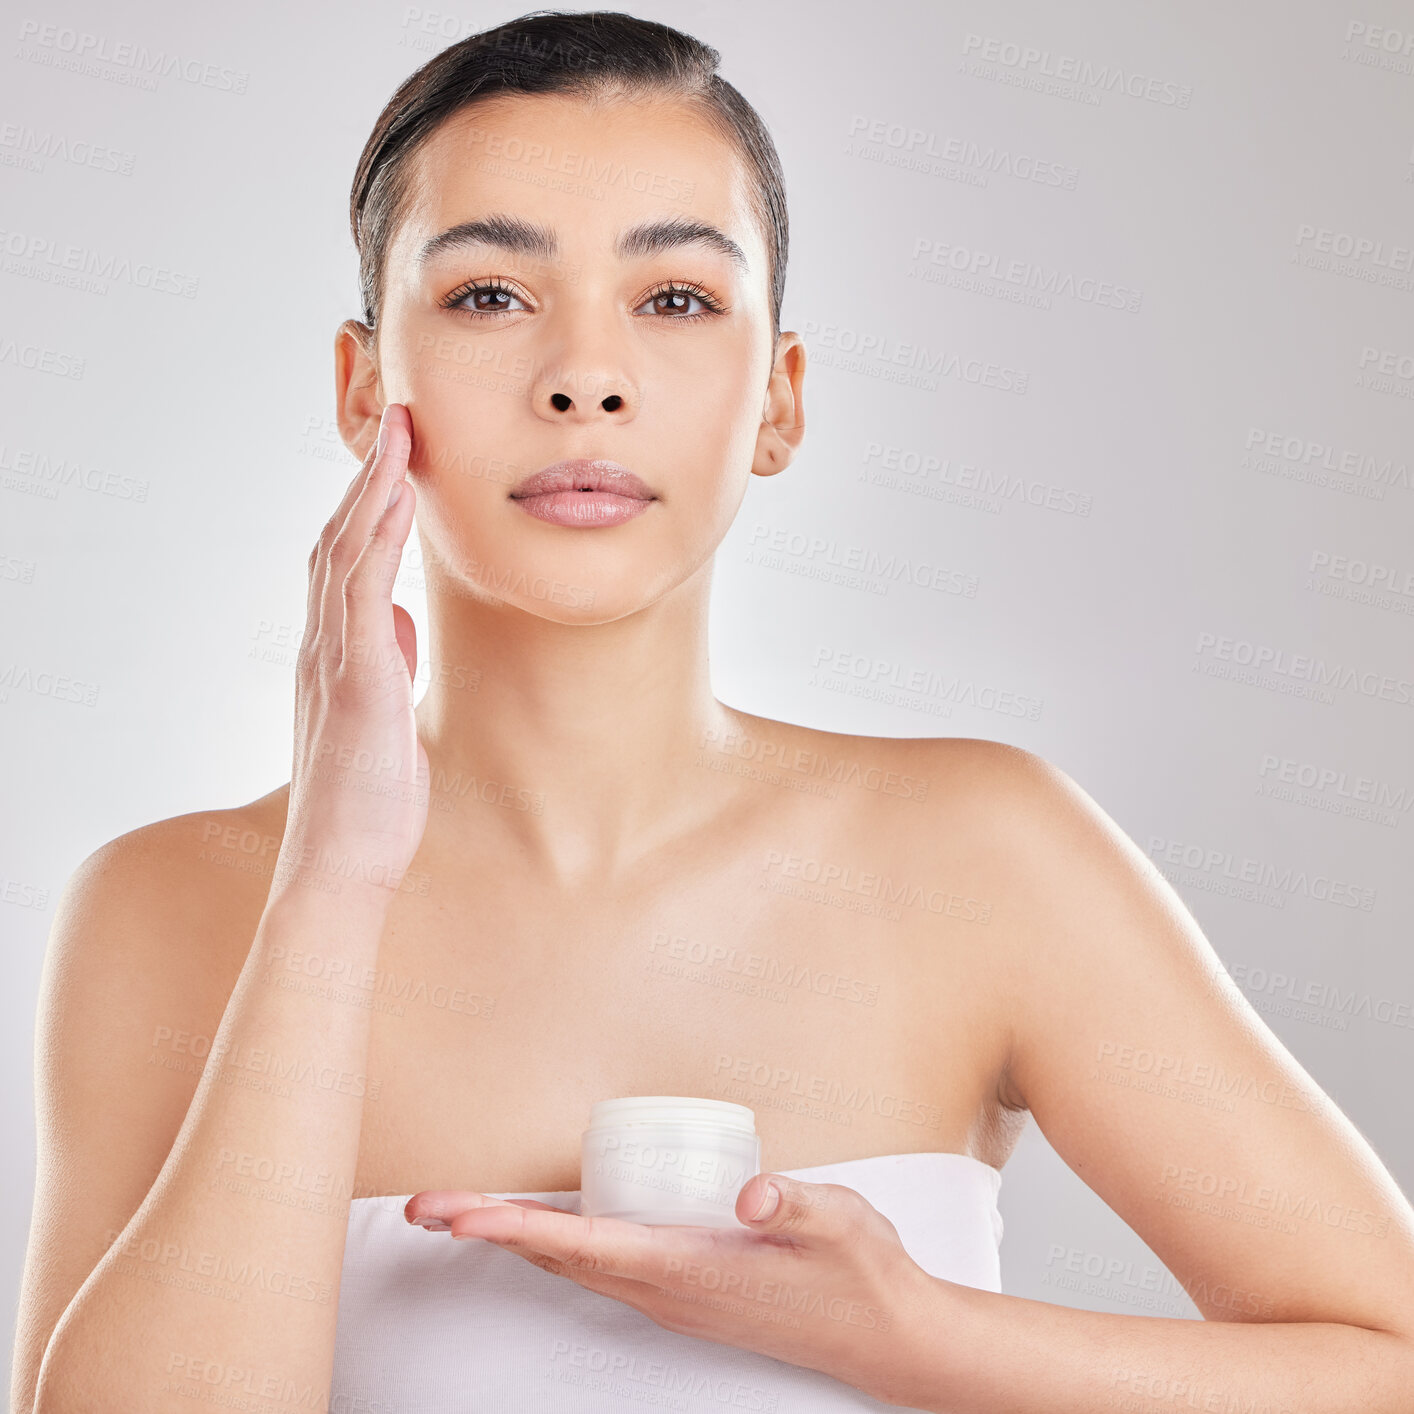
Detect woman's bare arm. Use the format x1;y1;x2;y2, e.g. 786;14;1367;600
17;830;395;1414
20;405;427;1413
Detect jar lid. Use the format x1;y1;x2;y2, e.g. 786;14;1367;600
584;1095;757;1136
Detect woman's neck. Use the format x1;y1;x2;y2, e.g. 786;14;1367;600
411;571;743;883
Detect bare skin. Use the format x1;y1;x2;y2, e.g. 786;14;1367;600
24;79;1413;1414
305;89;1032;1192
174;725;1029;1201
12;88;1031;1413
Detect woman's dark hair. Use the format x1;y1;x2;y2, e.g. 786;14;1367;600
349;9;788;351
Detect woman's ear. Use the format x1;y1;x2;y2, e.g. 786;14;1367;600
334;318;384;460
752;333;806;478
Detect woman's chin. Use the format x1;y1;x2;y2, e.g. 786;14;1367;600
437;568;682;627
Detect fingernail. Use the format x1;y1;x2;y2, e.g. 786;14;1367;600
375;405;391;459
751;1181;780;1222
386;478;404;508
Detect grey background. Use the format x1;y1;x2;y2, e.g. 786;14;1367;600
3;0;1412;1376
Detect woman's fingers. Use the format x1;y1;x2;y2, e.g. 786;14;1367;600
321;405;410;657
406;1192;525;1223
304;413;387;653
283;400;429;884
343;469;418;675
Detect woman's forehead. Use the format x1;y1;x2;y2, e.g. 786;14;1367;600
397;93;759;265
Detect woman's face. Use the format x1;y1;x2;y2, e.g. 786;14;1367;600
342;90;803;624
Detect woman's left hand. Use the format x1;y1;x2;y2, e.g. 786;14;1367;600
404;1172;936;1404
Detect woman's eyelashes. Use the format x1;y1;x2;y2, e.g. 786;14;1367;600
638;280;728;322
437;277;728;323
440;278;523;317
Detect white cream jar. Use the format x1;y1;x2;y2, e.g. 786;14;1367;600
580;1096;761;1227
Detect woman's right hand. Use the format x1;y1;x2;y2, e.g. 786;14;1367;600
276;402;430;899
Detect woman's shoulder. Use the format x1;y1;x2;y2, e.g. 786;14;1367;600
97;783;291;880
60;785;295;965
716;709;1055;815
37;789;298;1098
719;718;1106;916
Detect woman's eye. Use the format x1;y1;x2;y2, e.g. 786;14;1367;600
637;287;712;318
450;284;527;316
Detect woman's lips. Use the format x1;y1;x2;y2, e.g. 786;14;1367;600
508;459;656;528
511;489;654;527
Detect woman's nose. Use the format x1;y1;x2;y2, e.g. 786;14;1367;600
534;367;639;420
551;390;622;413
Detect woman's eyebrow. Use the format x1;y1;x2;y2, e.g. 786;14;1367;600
415;212;748;271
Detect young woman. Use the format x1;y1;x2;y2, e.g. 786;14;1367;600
15;10;1414;1413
